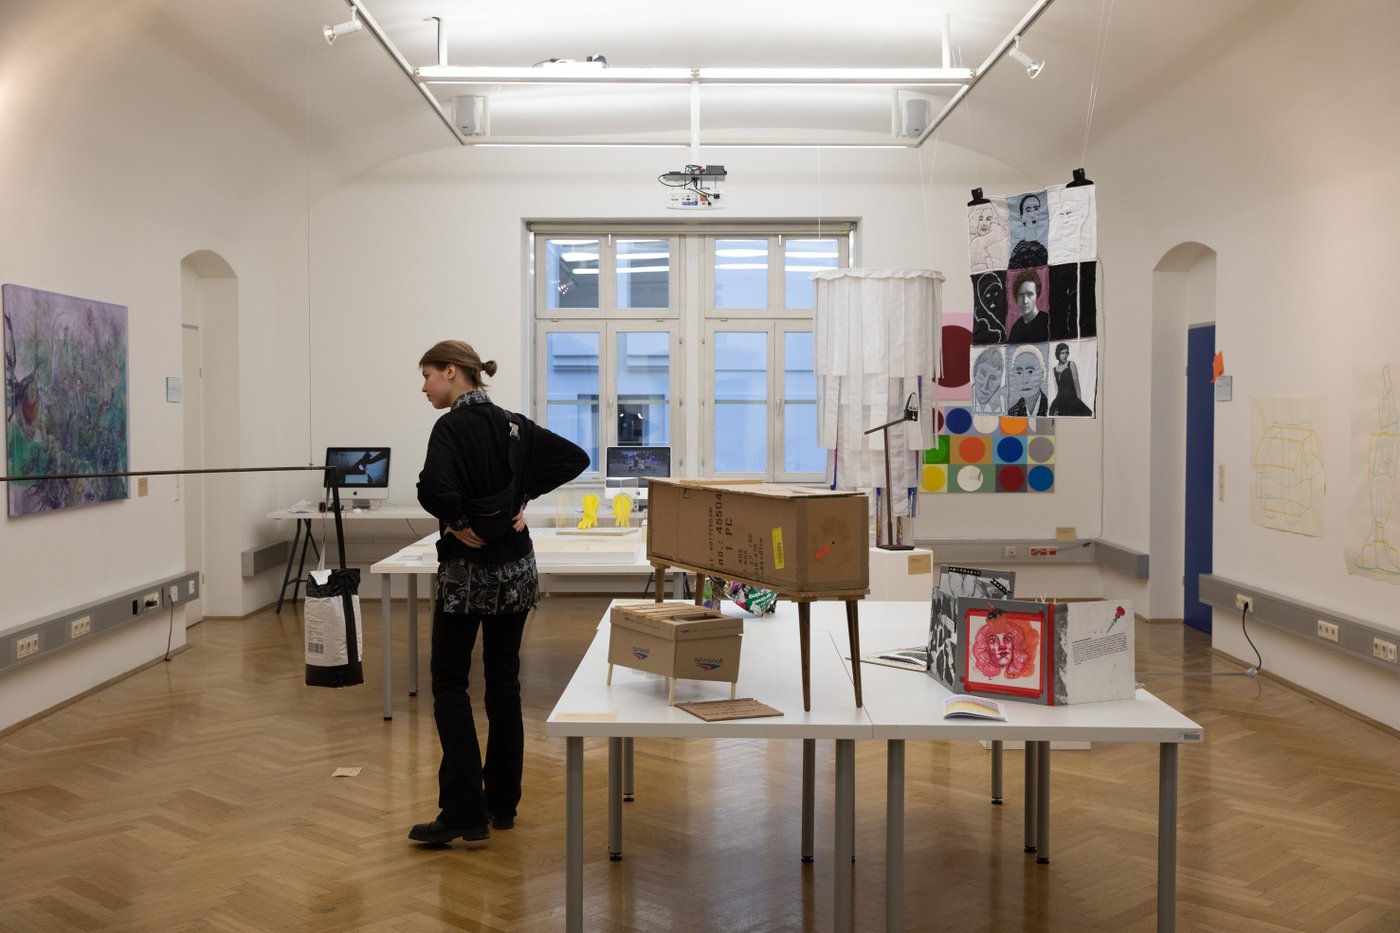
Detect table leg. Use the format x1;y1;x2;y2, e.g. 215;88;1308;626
834;739;855;933
1158;743;1179;933
1024;742;1037;853
1035;741;1051;864
991;740;1004;804
886;740;905;933
407;574;419;697
566;737;583;933
845;600;863;708
608;737;623;861
380;574;393;721
801;738;815;862
798;602;812;712
276;520;304;613
653;564;667;602
694;572;703;605
623;737;635;802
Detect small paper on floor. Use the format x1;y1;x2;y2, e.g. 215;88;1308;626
332;767;363;778
676;698;783;722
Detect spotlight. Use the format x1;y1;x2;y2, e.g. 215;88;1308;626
323;11;363;46
1006;36;1044;79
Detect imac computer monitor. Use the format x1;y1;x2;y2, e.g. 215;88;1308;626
604;446;670;503
324;447;391;506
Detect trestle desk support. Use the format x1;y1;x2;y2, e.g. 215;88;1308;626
566;737;584;933
991;739;1004;804
801;739;816;862
1035;741;1051;863
1159;743;1179;933
886;740;905;933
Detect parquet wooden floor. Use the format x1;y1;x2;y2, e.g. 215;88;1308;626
1;597;1397;932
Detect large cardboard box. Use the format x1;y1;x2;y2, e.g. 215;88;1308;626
608;601;743;683
646;479;869;595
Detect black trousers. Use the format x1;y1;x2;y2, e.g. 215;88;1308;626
430;603;529;828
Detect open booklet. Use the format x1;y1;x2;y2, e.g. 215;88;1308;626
942;694;1007;721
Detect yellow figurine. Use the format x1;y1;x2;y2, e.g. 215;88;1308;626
577;493;599;530
612;492;633;527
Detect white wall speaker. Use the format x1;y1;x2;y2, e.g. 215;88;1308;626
452;95;485;137
901;98;931;138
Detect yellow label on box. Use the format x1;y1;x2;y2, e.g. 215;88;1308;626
771;527;785;569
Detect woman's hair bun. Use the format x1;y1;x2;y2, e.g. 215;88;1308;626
482;360;498;377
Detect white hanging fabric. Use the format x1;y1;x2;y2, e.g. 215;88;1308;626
812;269;943;527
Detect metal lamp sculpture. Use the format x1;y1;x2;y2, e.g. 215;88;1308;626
865;393;920;550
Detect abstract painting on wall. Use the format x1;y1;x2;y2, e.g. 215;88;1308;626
921;405;1055;494
1250;396;1326;537
1346;364;1400;582
966;182;1098;418
3;284;129;517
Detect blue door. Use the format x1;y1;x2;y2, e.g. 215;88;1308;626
1183;324;1215;632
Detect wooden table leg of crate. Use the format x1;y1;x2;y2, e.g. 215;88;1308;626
652;564;667;602
798;600;812;712
695;573;704;606
845;598;863;708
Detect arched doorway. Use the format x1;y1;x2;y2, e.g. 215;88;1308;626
1149;244;1217;627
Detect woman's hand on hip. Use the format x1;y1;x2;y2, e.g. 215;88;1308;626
448;526;487;548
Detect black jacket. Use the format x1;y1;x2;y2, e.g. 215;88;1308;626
417;399;589;566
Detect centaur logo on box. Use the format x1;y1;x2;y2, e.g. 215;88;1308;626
694;657;724;671
632;647;650;661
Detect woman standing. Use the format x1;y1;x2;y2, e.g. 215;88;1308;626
1048;342;1093;416
411;340;588;847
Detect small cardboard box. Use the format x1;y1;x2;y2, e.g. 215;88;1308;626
646;478;869;595
608;601;743;683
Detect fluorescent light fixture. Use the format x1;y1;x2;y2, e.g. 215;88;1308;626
323;12;363;46
1006;37;1044;79
696;67;972;86
416;65;972;87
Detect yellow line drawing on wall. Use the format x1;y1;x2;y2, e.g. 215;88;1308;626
1253;422;1324;522
1356;366;1399;575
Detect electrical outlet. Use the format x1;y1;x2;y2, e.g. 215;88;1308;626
1374;637;1398;663
188;579;197;596
1234;594;1254;613
1316;620;1339;643
70;616;92;639
16;633;40;660
168;585;180;603
1003;544;1017;558
142;591;161;610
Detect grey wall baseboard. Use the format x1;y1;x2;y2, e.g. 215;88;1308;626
911;538;1148;579
1;571;201;676
1199;573;1400;676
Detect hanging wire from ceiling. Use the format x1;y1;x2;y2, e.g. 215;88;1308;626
917;130;940;272
303;0;315;467
1080;0;1118;167
954;44;983;183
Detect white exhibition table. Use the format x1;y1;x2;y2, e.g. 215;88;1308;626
366;527;686;720
546;600;1203;933
267;505;436;611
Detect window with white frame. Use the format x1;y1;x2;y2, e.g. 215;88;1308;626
533;225;848;482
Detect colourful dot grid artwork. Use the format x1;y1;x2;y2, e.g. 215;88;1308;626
922;406;1055;494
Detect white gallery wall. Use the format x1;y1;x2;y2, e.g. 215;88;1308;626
0;0;317;727
1079;0;1400;728
1;0;1397;733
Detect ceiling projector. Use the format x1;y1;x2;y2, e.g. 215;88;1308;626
659;164;726;210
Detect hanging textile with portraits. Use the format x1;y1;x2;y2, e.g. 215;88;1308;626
966;183;1098;420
